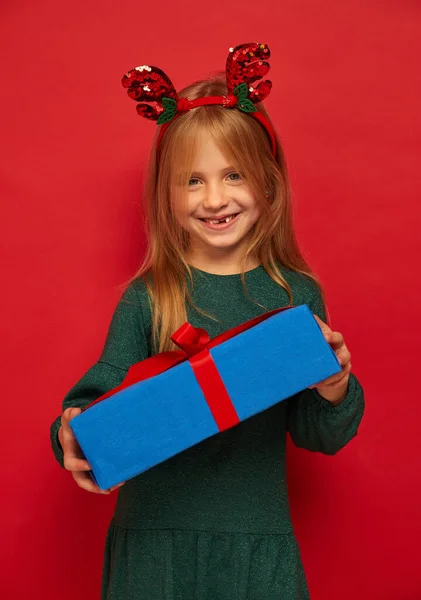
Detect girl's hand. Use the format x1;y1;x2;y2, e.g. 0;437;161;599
308;315;352;406
59;407;125;495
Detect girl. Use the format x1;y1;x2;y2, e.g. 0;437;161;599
50;43;364;599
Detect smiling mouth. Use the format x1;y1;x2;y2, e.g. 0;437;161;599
198;213;239;224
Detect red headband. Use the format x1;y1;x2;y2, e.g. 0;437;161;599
121;42;277;158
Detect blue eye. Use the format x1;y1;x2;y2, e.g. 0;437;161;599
188;178;201;186
227;172;241;181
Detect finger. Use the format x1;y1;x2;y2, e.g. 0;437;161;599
328;331;345;350
314;368;350;390
313;314;331;334
309;363;351;389
72;471;111;495
327;362;352;383
61;427;91;471
313;316;340;347
109;482;126;492
337;349;351;366
61;407;80;427
313;314;346;349
64;454;92;472
61;408;92;471
323;372;351;389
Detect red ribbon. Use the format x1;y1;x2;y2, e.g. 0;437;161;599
85;305;294;431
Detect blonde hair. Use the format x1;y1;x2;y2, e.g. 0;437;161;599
123;76;327;352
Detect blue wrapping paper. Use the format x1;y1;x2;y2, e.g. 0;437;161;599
70;304;341;490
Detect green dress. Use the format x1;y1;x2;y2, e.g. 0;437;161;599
50;265;365;599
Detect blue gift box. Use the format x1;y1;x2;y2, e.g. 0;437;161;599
70;304;341;490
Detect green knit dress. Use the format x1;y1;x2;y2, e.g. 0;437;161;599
50;265;365;600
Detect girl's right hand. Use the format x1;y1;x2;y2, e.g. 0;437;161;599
59;407;125;495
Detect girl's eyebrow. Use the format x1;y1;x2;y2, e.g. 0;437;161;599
190;166;236;177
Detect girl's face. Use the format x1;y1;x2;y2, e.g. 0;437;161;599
173;132;261;271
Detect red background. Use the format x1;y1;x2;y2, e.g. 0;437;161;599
2;1;420;598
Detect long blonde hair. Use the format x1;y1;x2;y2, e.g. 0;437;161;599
123;76;327;352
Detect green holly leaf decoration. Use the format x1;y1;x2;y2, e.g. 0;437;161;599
234;83;257;113
238;99;257;113
162;97;177;109
234;83;249;101
157;97;177;125
157;110;176;125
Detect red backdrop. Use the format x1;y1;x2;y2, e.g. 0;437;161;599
2;1;420;598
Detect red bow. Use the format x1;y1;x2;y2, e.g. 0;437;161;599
85;305;293;431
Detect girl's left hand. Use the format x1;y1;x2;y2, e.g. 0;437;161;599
308;314;352;406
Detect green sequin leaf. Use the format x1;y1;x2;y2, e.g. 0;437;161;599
234;83;249;100
157;97;177;125
157;109;176;125
238;99;257;113
162;97;177;109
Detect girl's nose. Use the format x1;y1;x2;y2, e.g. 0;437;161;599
202;185;228;211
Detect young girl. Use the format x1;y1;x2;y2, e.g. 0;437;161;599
50;43;364;600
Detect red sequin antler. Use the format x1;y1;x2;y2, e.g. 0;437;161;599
121;65;178;123
121;44;277;157
225;43;272;104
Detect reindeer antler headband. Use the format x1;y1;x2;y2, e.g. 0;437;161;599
121;42;277;157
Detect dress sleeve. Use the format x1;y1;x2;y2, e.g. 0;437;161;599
49;282;150;468
286;281;365;455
